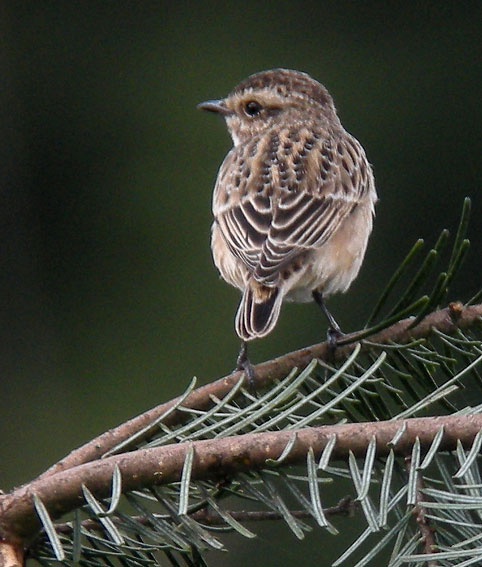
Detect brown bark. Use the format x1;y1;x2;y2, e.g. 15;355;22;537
1;414;481;542
0;543;23;567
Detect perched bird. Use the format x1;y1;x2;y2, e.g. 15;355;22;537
198;69;377;374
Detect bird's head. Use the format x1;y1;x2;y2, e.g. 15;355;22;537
198;69;340;145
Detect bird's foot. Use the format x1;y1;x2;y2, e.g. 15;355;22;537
236;341;256;390
326;326;344;359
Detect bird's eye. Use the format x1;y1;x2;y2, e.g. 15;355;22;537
244;101;262;116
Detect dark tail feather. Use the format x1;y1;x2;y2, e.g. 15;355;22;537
235;286;283;341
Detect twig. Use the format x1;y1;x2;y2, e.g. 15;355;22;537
44;496;356;536
37;302;482;480
191;495;356;523
405;456;438;566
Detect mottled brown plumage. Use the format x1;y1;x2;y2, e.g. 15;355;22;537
199;69;377;342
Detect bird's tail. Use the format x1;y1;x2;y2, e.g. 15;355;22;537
235;283;283;341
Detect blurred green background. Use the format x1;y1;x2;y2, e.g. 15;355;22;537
1;2;481;565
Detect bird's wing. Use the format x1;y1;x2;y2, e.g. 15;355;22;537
213;133;373;285
213;145;272;272
252;133;373;285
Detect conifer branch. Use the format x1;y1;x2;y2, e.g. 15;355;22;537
49;496;356;534
38;302;482;480
1;414;481;542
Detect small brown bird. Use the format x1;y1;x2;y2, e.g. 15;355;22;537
199;69;376;373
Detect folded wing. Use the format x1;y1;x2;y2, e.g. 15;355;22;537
214;131;372;287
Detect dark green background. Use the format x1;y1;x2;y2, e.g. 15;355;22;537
2;2;481;565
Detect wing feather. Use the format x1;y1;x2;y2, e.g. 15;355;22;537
213;129;373;285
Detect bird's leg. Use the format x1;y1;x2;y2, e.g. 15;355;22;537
236;340;256;390
312;291;344;351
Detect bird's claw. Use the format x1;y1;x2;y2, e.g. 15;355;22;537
236;341;256;391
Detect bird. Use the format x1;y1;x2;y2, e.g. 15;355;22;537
198;69;377;378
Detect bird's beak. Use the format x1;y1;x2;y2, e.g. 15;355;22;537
197;99;230;115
